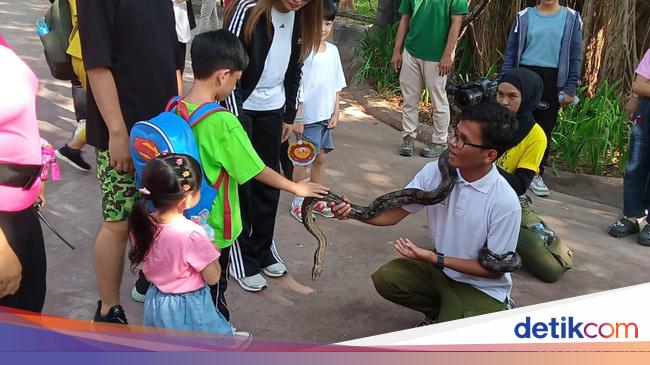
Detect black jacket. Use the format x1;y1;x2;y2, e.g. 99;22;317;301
225;0;302;124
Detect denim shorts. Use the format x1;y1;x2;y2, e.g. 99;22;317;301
302;120;334;154
144;284;232;336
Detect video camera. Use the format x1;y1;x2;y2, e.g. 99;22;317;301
446;78;498;108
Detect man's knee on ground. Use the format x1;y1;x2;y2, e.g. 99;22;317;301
371;264;400;299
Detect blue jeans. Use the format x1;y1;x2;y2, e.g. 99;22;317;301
623;98;650;218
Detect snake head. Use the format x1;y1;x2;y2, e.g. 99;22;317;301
478;247;523;273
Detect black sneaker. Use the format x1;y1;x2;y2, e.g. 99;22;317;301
639;224;650;246
93;300;128;324
55;144;91;171
607;217;640;238
131;270;150;303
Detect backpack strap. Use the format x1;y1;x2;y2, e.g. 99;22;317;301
187;102;228;128
214;169;232;240
165;96;184;112
177;100;231;240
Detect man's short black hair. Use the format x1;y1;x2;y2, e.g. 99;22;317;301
191;29;248;80
459;102;519;157
324;0;337;21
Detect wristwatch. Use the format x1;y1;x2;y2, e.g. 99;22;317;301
433;252;445;270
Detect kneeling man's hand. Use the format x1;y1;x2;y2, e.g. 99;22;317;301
328;198;352;220
394;237;434;263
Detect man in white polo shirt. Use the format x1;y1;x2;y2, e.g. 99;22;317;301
331;102;521;325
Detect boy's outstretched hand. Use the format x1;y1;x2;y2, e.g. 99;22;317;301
293;180;328;199
328;198;352;220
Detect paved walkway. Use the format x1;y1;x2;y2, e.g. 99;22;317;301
2;0;649;344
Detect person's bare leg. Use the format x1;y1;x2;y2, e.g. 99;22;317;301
67;120;87;149
67;135;85;150
309;150;327;184
176;69;184;96
95;220;129;316
292;165;308;183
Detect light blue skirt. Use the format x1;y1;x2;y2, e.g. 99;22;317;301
144;284;232;336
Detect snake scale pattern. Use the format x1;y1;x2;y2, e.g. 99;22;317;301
302;150;458;280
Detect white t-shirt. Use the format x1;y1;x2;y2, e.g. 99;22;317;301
172;0;192;43
403;162;521;302
243;7;294;111
299;42;347;124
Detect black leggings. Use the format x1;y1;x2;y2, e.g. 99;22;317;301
521;64;561;177
0;206;46;313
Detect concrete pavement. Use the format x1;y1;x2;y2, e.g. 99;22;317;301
2;0;649;344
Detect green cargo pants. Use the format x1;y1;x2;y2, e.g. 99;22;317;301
371;258;507;323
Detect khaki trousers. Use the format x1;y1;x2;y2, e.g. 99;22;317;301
399;49;450;144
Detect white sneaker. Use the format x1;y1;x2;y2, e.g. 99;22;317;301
313;201;334;218
261;262;287;278
230;326;253;350
289;205;303;223
229;266;268;292
529;175;550;197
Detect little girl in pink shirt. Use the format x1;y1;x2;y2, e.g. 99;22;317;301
128;154;232;337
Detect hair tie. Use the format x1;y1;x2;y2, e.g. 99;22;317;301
139;187;151;196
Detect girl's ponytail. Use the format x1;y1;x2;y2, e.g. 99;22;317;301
128;195;157;272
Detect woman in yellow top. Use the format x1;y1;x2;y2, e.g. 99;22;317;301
54;0;91;172
496;68;546;195
496;68;573;283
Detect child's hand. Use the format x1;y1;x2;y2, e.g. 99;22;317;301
293;121;304;136
328;198;352;220
293;179;328;199
327;116;338;129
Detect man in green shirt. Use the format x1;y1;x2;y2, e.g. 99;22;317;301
392;0;468;158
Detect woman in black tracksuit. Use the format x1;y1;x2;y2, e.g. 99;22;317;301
224;0;323;292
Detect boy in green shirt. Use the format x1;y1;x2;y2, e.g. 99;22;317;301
132;30;327;335
393;0;468;158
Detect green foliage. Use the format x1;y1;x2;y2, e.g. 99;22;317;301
353;25;401;96
352;0;378;18
552;81;632;175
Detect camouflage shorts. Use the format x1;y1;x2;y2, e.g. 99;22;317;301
96;149;138;221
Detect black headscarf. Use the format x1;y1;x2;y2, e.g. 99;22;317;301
499;68;544;147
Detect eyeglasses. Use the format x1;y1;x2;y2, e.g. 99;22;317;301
448;125;493;150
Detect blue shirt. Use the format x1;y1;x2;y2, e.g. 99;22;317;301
520;7;568;68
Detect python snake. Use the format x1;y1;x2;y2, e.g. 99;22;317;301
301;149;523;280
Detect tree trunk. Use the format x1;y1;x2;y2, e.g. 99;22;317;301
376;0;400;29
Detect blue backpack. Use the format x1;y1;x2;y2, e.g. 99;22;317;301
130;96;230;227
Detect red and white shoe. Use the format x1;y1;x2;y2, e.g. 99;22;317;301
290;205;303;223
313;201;334;218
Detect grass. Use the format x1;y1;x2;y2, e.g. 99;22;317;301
353;25;401;96
552;81;632;176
